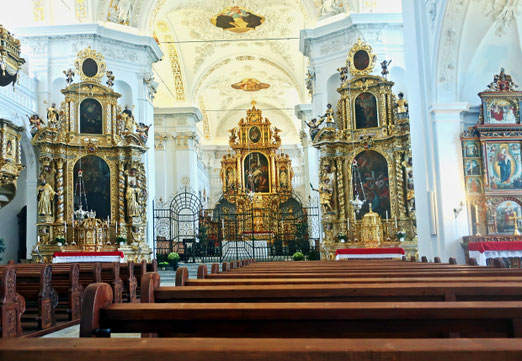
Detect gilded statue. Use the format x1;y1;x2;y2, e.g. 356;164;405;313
311;176;334;214
305;118;324;141
319;104;335;126
126;181;140;217
122;106;136;133
37;179;56;216
46;103;60;128
396;92;409;117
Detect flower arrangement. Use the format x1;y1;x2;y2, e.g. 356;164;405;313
158;261;169;270
337;232;348;242
53;236;66;246
116;236;127;245
396;231;406;241
293;252;305;261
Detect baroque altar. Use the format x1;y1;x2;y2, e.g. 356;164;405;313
460;68;522;267
310;40;417;260
219;101;300;243
31;47;151;263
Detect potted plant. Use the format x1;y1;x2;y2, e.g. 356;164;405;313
292;251;305;261
0;238;5;262
158;261;169;271
396;231;406;242
167;252;180;270
337;232;348;242
53;236;65;247
116;236;127;246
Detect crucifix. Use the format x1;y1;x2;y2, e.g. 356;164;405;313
509;211;522;236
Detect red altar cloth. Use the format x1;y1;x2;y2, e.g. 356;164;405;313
335;248;405;256
468;241;522;253
53;251;124;258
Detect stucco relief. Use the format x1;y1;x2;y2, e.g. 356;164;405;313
487;0;521;36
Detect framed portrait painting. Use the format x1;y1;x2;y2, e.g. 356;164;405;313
495;200;522;234
485;142;522;191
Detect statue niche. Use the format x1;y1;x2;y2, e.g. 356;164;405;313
353;150;390;220
80;98;103;134
73;156;110;219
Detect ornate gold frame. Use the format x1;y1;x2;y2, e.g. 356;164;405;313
347;38;376;77
74;46;107;83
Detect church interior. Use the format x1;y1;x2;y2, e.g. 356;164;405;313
1;0;522;358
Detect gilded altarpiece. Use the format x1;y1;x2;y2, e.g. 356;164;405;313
461;69;522;262
312;40;417;259
220;102;295;241
31;47;151;263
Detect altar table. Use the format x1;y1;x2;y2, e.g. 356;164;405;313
468;241;522;266
335;247;405;260
52;251;125;263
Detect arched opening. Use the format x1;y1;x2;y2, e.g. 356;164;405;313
353;150;390;220
79;98;103;134
73;155;110;219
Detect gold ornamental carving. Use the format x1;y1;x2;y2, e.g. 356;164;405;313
310;40;417;260
0;119;24;207
0;25;25;87
31;48;151;263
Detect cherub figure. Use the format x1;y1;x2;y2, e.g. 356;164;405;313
106;70;115;88
28;114;44;135
63;69;75;85
229;128;238;145
136;122;150;142
338;66;349;82
272;127;281;144
381;59;392;78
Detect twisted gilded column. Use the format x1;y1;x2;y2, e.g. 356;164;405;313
55;158;65;223
118;165;126;226
394;151;407;218
335;156;346;222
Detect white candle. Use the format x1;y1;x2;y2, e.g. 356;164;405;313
72;217;75;229
395;216;398;228
386;210;388;221
38;235;41;244
347;217;350;230
64;222;67;234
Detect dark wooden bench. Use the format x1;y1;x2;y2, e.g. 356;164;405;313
0;264;56;330
4;338;522;361
142;272;522;303
120;262;137;303
0;265;24;337
80;283;522;338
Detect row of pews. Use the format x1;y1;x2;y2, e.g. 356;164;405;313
3;257;522;360
0;260;156;337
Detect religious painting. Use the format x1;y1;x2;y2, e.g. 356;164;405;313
353;150;390;220
225;168;235;190
279;167;288;188
495;200;522;234
231;78;270;92
80;98;103;134
210;6;265;33
463;141;480;158
244;152;269;193
485;142;522;190
353;50;370;71
249;126;261;143
465;159;481;176
466;178;482;193
73;155;110;219
484;99;519;124
355;92;379;129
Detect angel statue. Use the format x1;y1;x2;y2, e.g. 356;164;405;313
305;117;324;141
381;59;392;78
136;122;150;142
46;103;60;128
63;69;75;85
106;71;115;88
28;114;44;135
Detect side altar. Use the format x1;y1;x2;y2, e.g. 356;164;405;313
31;47;151;263
309;40;417;260
460;68;522;267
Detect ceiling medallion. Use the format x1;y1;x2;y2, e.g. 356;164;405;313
210;6;265;33
231;78;270;92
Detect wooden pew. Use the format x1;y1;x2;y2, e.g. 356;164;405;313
4;338;522;361
142;273;522;303
0;264;56;330
5;338;522;361
80;283;522;338
0;265;24;337
120;262;137;303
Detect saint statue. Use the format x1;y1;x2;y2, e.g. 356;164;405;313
38;179;56;216
117;0;133;25
122;106;136;133
126;181;140;217
305;117;324;141
47;103;60;127
311;177;334;214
